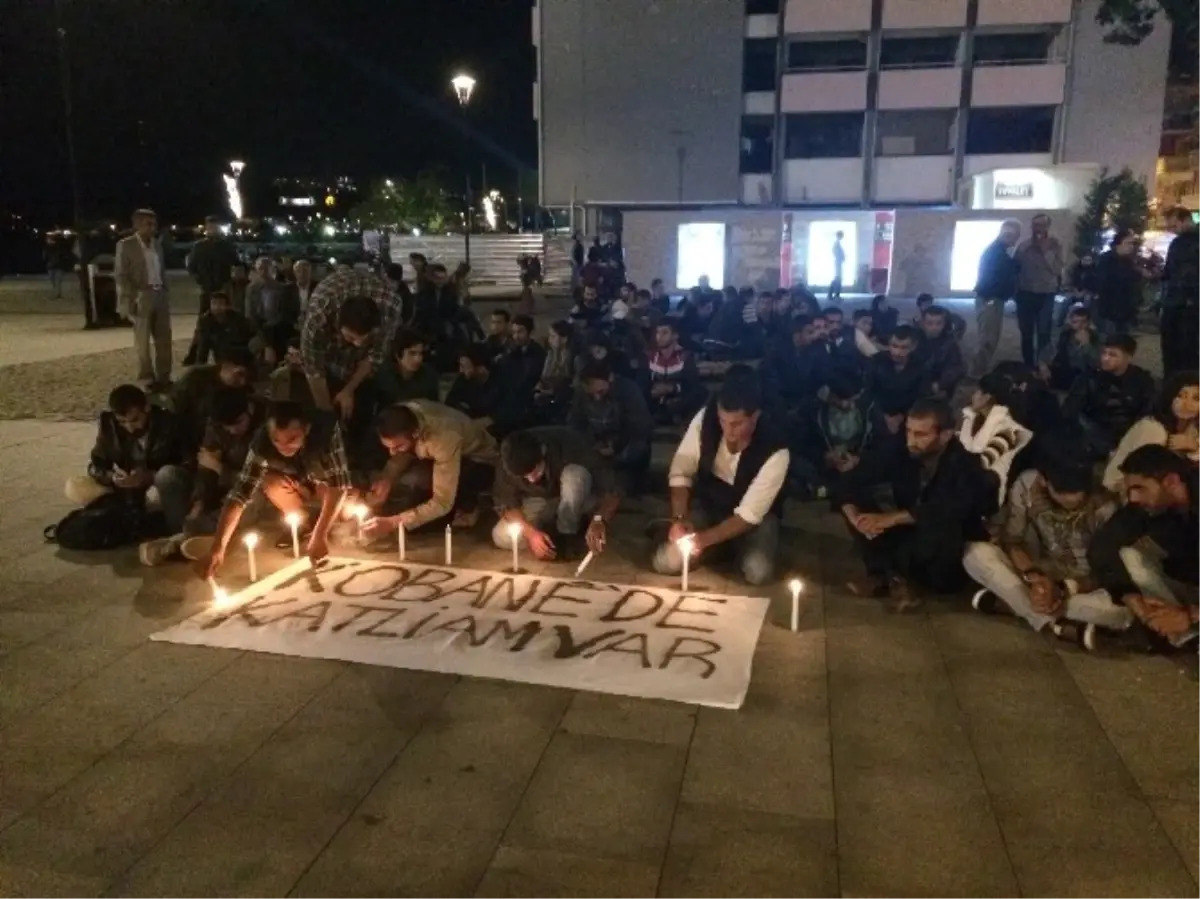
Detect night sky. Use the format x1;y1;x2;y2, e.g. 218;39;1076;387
1;0;536;226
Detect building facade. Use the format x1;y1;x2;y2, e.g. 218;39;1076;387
533;0;1171;213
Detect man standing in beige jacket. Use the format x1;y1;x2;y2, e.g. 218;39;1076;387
115;208;173;389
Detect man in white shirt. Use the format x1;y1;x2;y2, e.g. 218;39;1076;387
654;366;790;586
115;208;172;389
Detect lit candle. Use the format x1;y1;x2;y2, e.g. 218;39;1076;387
285;512;302;559
212;586;231;609
444;523;453;566
574;551;595;578
397;520;406;561
676;535;695;593
789;578;804;632
242;531;259;582
507;521;522;573
351;503;368;539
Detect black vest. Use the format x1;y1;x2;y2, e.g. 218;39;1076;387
696;401;787;518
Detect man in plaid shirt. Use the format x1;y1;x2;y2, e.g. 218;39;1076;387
200;400;352;577
299;269;403;435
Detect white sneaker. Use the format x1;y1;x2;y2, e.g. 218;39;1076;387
179;535;214;562
139;534;184;567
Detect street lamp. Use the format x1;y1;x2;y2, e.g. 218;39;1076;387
450;73;477;264
451;73;476;107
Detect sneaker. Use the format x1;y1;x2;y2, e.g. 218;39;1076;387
179;535;214;562
139;534;184;567
1050;620;1095;652
971;589;1001;615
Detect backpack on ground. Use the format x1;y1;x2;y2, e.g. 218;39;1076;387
44;493;163;551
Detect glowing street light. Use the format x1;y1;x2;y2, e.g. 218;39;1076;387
451;73;476;107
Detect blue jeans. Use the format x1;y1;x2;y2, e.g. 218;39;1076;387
491;464;595;547
153;465;193;534
652;506;780;586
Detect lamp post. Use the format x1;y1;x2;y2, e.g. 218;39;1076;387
451;73;476;265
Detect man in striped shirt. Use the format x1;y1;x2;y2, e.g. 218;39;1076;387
299;269;404;437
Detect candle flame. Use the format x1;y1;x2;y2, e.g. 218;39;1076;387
284;512;302;528
242;531;259;549
211;585;233;609
789;578;804;593
351;503;368;522
507;522;522;539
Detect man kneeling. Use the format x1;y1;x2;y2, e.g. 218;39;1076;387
361;401;498;538
963;462;1132;651
492;427;621;562
200;400;352;577
653;368;789;586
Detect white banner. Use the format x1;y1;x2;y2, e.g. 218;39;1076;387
152;558;770;709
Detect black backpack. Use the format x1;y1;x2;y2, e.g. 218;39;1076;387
44;493;163;551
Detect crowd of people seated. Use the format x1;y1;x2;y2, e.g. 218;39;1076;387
61;237;1198;656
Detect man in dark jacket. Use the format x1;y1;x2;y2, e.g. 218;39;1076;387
1063;333;1155;458
571;358;654;492
65;384;190;532
491;426;621;561
1161;206;1199;377
762;316;831;415
193;290;259;365
184;216;241;365
654;367;790;586
913;305;965;399
498;314;547;397
838;398;998;609
1088;445;1198;647
972;220;1022;376
866;325;925;418
796;374;880;497
170;347;256;458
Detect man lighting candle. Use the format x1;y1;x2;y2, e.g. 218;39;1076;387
491;426;622;563
653;366;789;586
360;401;499;540
199;400;352;578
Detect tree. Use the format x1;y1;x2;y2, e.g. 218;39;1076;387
352;171;455;233
1074;168;1151;256
1096;0;1196;46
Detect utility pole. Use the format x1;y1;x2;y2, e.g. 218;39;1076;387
54;0;83;229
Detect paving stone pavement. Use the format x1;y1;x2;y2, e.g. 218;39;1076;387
0;284;1185;895
0;416;1195;897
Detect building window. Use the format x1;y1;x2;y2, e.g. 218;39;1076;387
875;109;957;156
787;38;868;72
745;0;780;13
740;117;775;174
743;38;777;92
973;31;1057;66
965;106;1055;154
785;113;864;158
879;35;960;69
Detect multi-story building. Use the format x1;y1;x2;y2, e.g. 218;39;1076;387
533;0;1172;294
1156;78;1199;213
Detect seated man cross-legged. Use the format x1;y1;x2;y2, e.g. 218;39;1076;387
963;463;1132;651
837;398;997;610
362;400;498;537
654;367;789;587
491;426;622;562
67;384;190;533
200;400;353;577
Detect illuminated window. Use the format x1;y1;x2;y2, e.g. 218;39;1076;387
951;220;1006;291
676;223;726;290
